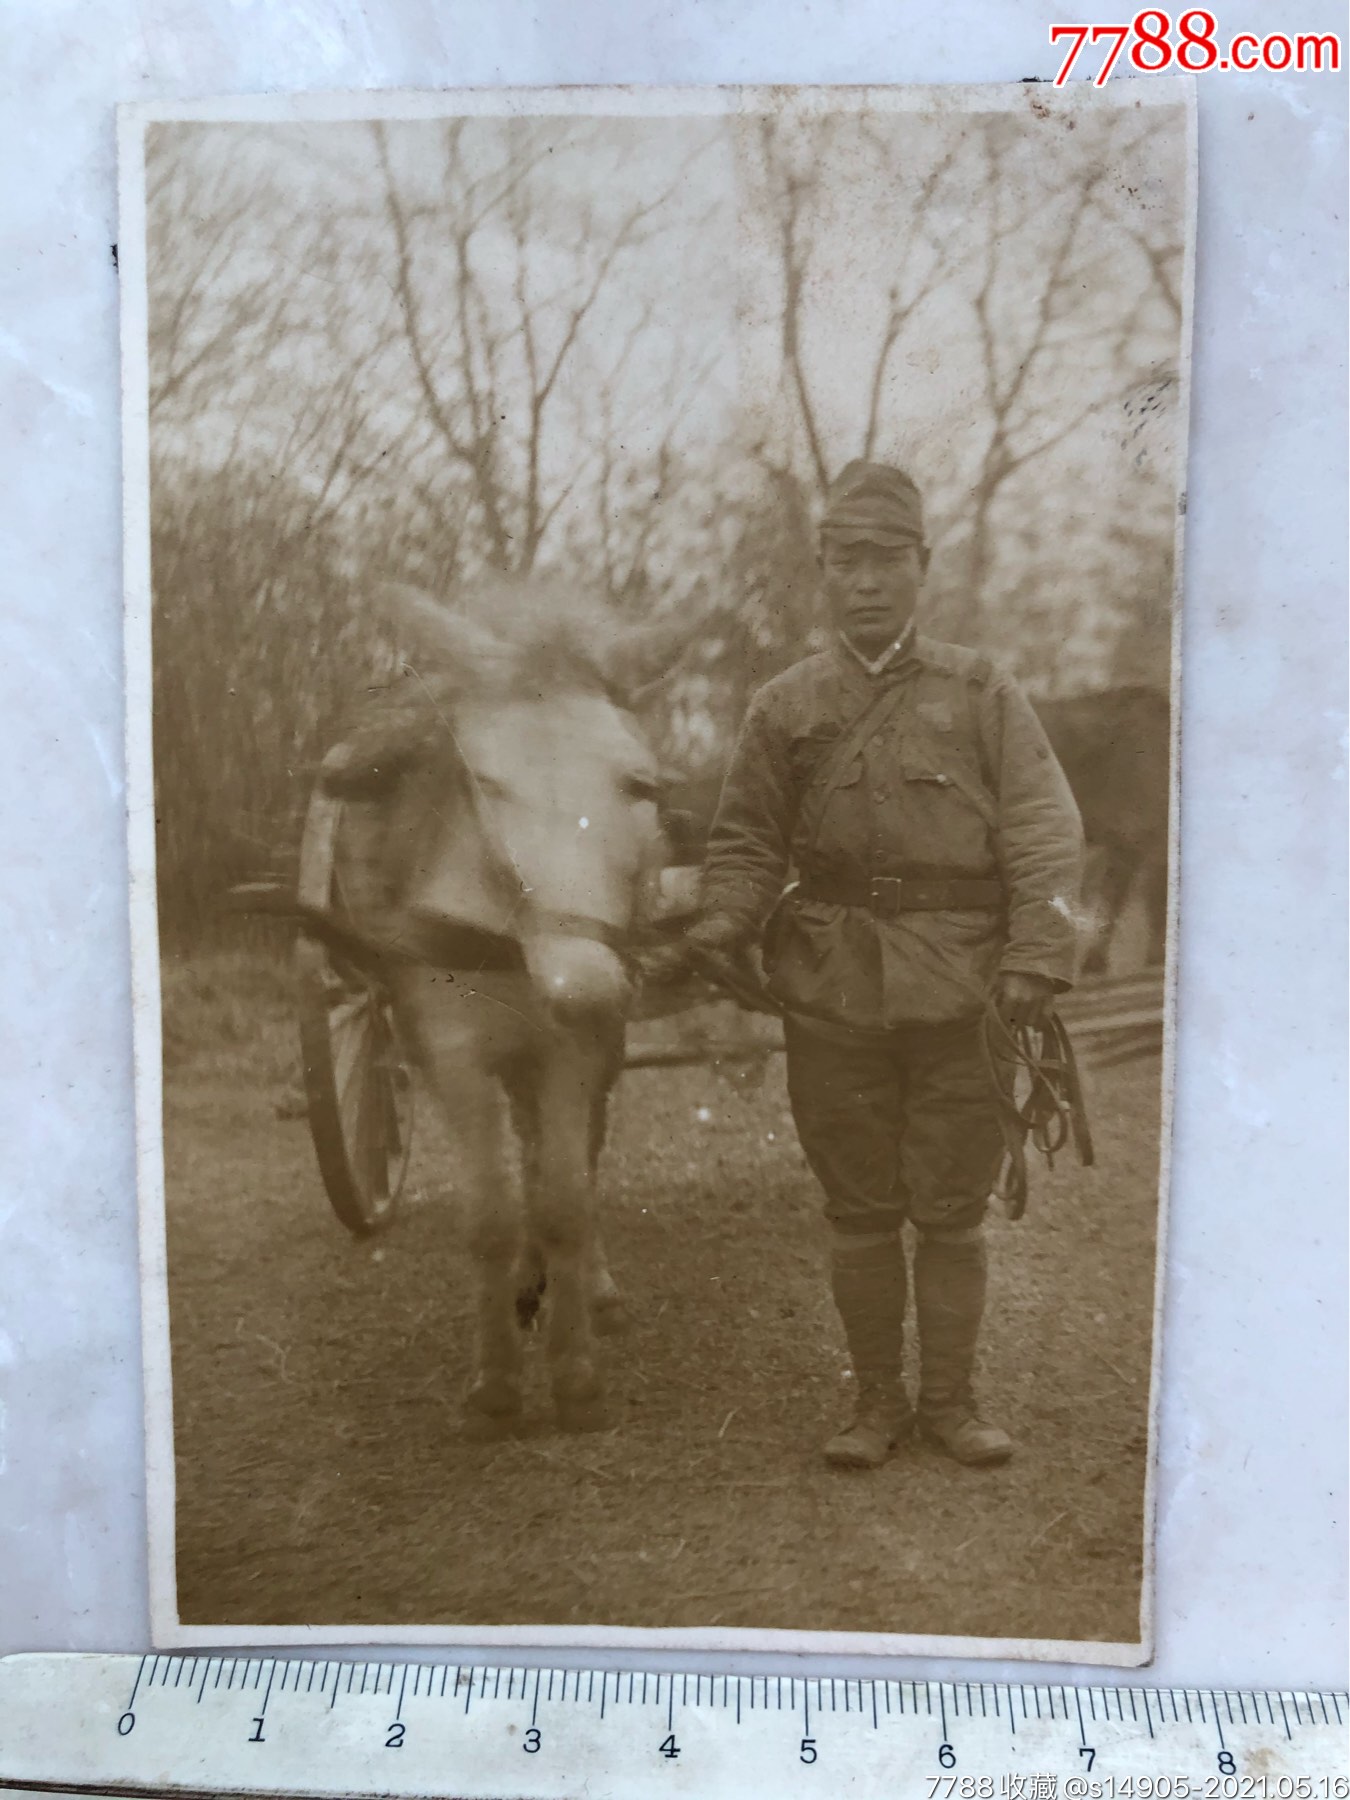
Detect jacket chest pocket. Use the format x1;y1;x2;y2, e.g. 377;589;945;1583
788;727;842;784
788;731;862;793
899;744;998;838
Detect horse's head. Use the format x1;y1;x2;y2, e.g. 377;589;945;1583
385;579;685;1025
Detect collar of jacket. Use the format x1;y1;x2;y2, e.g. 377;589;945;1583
834;622;919;680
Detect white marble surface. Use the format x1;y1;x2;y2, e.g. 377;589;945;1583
0;0;1344;1686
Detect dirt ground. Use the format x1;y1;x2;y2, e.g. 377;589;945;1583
161;951;1161;1646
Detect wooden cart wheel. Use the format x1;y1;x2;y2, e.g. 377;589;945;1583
296;777;413;1235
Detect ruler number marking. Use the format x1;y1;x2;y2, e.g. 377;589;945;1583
246;1661;276;1744
1074;1690;1098;1778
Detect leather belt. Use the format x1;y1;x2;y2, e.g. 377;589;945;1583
798;872;1004;916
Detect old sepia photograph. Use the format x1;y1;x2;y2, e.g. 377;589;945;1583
121;81;1194;1658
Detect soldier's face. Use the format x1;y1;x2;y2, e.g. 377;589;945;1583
820;534;928;657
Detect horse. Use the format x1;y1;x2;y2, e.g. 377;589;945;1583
1033;685;1171;974
320;579;683;1436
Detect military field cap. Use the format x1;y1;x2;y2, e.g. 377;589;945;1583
820;460;925;547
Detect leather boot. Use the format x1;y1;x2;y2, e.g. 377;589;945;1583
914;1227;1014;1467
823;1232;913;1470
823;1382;914;1469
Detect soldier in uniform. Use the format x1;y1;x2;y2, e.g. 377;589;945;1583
688;461;1084;1470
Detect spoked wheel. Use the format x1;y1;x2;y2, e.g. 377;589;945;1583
296;777;414;1236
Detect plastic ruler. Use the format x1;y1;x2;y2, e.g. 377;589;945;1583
0;1655;1344;1799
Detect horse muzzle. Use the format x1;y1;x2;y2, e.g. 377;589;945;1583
525;932;633;1026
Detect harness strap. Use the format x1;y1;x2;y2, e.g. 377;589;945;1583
532;909;631;953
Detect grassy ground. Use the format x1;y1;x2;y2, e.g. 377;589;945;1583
161;950;1161;1645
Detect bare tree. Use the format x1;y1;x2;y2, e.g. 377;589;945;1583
750;113;965;498
373;118;714;577
956;112;1180;634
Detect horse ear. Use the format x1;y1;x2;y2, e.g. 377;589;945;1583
601;600;714;701
380;584;511;678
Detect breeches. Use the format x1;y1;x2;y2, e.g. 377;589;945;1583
784;1012;1004;1237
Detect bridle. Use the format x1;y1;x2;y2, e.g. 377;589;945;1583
978;1001;1095;1220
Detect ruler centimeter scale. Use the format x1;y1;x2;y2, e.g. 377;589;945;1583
0;1656;1344;1800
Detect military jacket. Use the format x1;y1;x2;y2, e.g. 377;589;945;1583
700;634;1085;1029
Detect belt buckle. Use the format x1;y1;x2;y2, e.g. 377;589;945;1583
868;875;904;918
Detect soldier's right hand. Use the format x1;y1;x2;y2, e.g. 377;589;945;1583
684;913;746;956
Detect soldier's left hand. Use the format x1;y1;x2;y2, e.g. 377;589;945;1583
995;971;1056;1032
